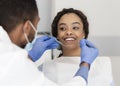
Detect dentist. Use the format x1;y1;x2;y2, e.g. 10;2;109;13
0;0;98;86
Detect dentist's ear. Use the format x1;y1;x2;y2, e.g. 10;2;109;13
23;20;31;35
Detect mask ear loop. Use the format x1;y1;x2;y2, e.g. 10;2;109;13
28;21;37;32
28;21;38;38
23;27;30;44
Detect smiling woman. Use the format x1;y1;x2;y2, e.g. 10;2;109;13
41;8;114;86
57;13;85;55
51;8;89;56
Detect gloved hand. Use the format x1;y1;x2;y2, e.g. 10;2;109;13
28;36;59;62
80;39;99;65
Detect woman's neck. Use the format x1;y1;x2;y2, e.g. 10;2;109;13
62;47;81;56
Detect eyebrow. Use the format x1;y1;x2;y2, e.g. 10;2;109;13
72;22;81;25
58;23;66;26
58;22;81;26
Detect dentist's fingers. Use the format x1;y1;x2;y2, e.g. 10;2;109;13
80;39;86;48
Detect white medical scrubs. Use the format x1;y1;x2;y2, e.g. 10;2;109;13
0;26;86;86
42;55;114;86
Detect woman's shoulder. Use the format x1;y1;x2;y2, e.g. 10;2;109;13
88;56;113;86
93;56;111;65
90;56;112;74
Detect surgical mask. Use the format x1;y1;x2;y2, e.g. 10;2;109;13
24;21;38;51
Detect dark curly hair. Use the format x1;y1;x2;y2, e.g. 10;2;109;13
51;8;89;39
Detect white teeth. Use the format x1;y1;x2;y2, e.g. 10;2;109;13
65;38;75;40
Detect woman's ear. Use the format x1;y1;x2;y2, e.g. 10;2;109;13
83;36;85;39
82;31;85;39
57;36;59;40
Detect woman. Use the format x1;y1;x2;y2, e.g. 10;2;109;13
42;8;114;86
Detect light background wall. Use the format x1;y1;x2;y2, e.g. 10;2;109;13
51;0;120;56
36;0;120;86
51;0;120;37
36;0;120;36
36;0;52;32
36;0;120;56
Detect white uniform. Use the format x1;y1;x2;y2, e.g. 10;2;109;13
0;26;86;86
43;55;114;86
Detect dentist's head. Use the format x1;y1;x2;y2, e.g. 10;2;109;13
0;0;40;48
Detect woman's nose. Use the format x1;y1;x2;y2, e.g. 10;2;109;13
65;29;73;35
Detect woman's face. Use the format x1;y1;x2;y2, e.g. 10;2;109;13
57;13;85;49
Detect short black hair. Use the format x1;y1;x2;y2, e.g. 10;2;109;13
0;0;38;33
52;8;89;39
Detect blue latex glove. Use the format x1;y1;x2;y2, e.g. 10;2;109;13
28;36;59;62
75;66;89;82
80;39;99;65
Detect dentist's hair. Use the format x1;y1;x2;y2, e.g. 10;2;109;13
52;8;89;39
0;0;38;33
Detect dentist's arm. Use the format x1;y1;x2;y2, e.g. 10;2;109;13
75;39;99;82
28;36;59;62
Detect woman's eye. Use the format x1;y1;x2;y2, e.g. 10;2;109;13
59;27;66;31
73;27;80;30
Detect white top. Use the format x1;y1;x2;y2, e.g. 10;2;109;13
0;26;86;86
43;55;114;86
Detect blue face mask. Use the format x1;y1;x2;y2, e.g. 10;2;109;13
24;38;36;51
24;21;37;51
